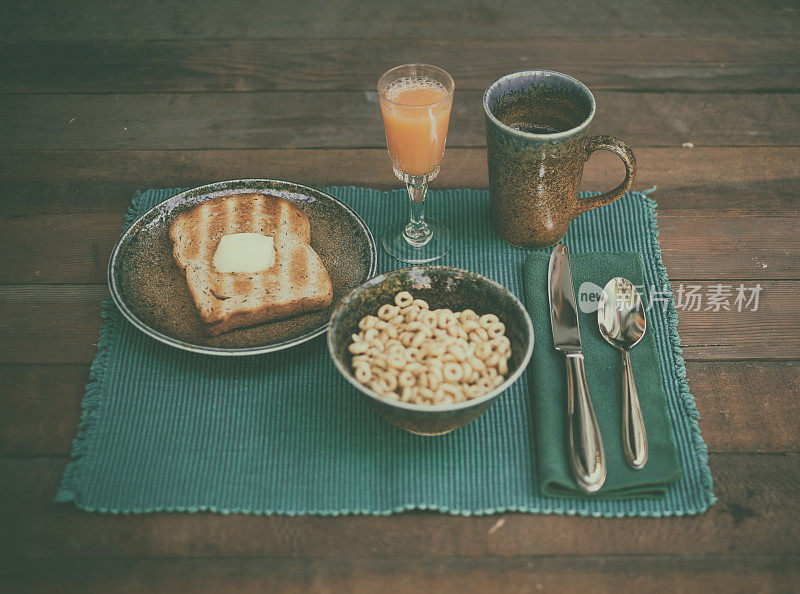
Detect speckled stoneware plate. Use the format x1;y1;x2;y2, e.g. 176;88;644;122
108;179;376;355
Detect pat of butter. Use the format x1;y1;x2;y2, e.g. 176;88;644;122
213;233;275;273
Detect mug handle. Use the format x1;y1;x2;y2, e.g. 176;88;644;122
574;135;637;215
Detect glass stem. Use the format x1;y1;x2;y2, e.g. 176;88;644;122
404;179;433;247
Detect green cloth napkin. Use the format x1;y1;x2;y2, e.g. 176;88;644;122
524;251;682;498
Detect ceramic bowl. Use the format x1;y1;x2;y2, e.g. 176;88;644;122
327;266;534;435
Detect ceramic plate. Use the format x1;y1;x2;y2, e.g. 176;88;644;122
108;179;377;355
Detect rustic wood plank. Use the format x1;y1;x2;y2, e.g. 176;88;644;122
0;365;88;458
689;362;800;454
2;0;798;41
1;210;796;284
3;362;797;457
1;453;797;558
2;92;798;150
1;556;798;593
3;38;800;93
0;281;796;364
1;148;797;217
0;285;106;365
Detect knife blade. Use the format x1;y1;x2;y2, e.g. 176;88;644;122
548;244;606;493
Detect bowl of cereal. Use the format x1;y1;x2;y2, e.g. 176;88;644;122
327;266;534;435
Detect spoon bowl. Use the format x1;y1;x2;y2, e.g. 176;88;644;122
598;277;646;349
598;277;648;470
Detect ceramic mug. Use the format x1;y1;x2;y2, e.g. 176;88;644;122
483;70;637;248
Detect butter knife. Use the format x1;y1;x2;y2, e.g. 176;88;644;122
548;244;606;493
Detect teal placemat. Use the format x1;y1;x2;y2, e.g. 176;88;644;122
57;187;714;516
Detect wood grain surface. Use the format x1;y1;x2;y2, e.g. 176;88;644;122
1;0;798;591
3;92;800;151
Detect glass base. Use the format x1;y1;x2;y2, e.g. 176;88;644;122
382;218;452;264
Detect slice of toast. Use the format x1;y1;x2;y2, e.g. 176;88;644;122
169;193;333;335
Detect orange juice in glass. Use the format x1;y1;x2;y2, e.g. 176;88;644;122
378;64;454;263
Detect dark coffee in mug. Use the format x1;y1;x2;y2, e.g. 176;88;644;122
483;71;637;248
494;85;586;136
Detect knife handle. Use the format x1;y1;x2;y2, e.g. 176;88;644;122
565;353;606;493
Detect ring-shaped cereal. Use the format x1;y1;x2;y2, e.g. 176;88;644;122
420;310;438;327
377;303;399;320
438;311;457;328
350;295;513;406
468;356;485;373
498;357;509;375
476;328;490;341
491;335;511;354
410;330;427;348
351;354;369;366
406;362;425;374
398;370;415;387
348;341;368;355
369;355;387;369
479;313;500;327
379;373;398;392
386;343;404;356
417;386;434;400
440;383;461;397
394;291;414;307
401;305;420;321
359;315;377;331
447;343;467;361
443;362;463;383
354;366;372;383
486;322;505;338
387;353;405;369
479;376;494;389
404;346;421;361
475;342;493;360
466;385;485;399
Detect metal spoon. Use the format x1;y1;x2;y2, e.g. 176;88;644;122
598;277;648;470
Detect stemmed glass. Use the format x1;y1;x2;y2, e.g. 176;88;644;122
377;64;455;263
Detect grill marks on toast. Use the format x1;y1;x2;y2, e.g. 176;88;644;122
218;196;238;315
169;193;333;335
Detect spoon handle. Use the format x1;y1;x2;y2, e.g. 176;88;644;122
621;348;648;469
565;353;606;493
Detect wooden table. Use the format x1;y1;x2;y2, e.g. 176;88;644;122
2;1;798;591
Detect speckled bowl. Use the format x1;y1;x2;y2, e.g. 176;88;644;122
327;266;534;435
